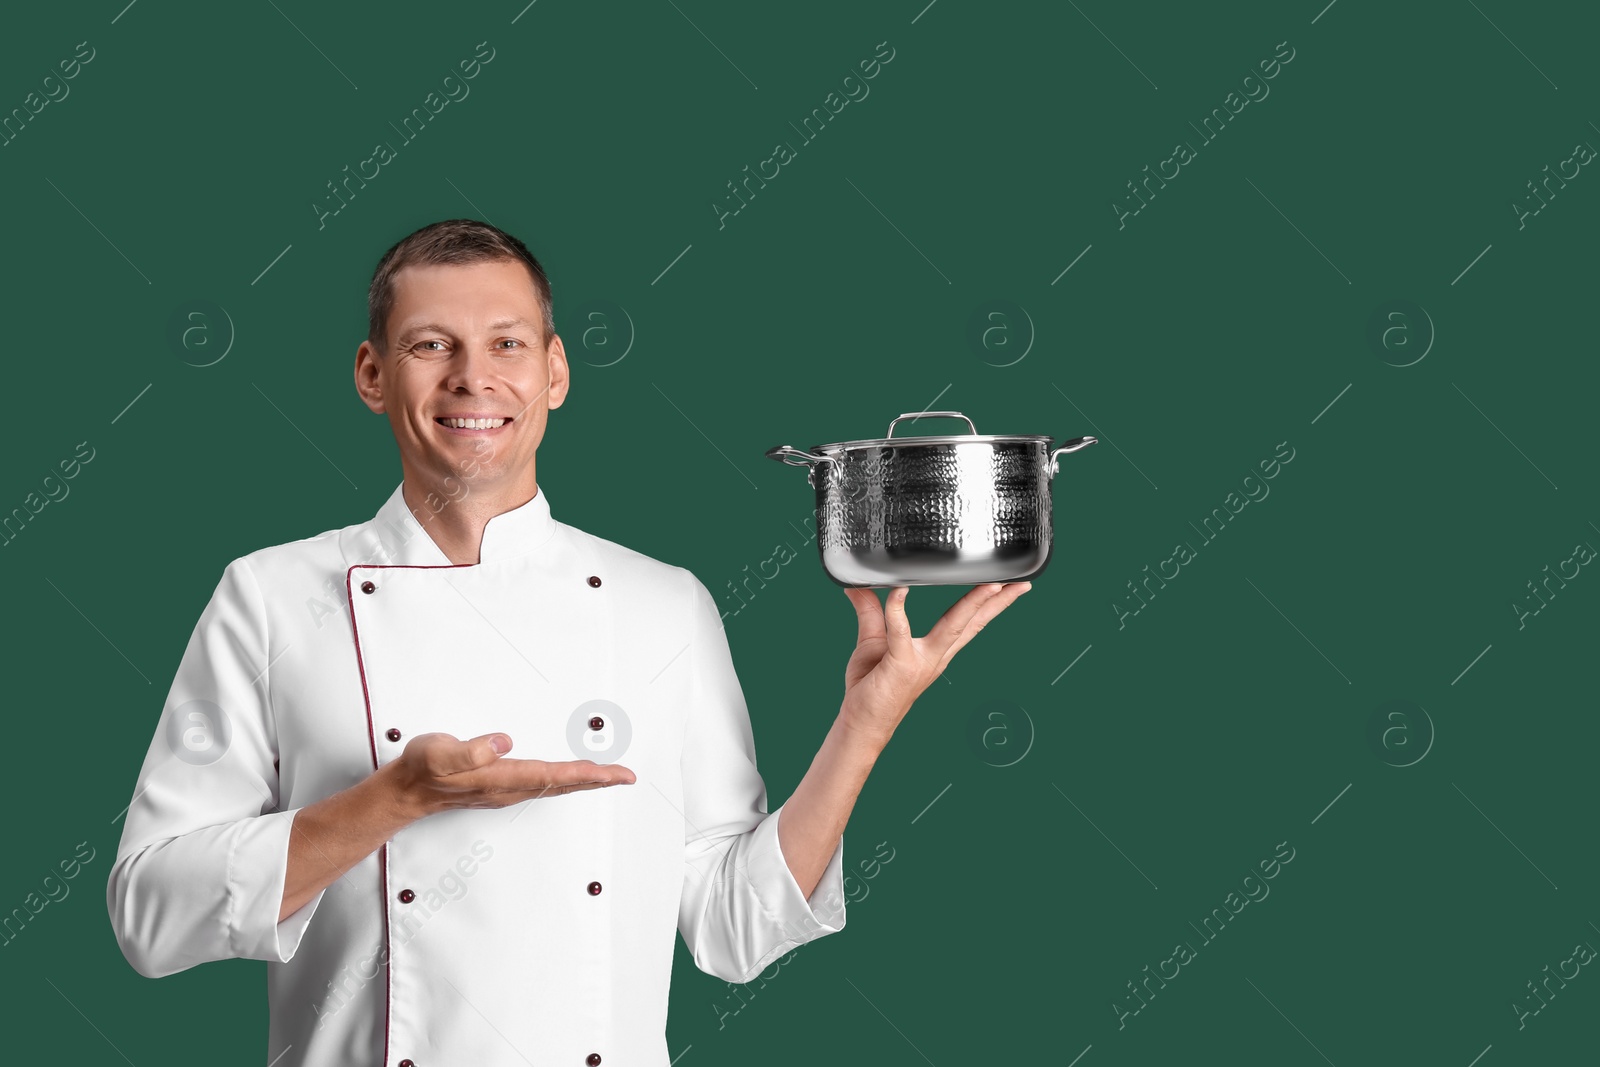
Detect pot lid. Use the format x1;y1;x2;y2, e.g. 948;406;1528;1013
811;432;1053;451
810;410;1052;452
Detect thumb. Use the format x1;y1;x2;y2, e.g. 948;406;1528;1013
844;586;886;643
469;732;512;763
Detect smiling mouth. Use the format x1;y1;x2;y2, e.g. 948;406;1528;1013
436;417;511;430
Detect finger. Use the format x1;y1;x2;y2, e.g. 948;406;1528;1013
843;587;886;645
935;582;1030;669
538;780;630;798
595;762;637;785
536;759;638;787
883;586;914;658
498;778;629;807
924;583;1016;662
474;758;636;798
544;766;637;796
427;732;511;776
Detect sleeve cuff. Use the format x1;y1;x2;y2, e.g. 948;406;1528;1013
226;808;326;963
747;802;848;943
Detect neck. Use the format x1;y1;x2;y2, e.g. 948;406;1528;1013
401;472;537;566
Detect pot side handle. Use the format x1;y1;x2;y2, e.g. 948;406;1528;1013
765;445;831;467
1048;435;1098;476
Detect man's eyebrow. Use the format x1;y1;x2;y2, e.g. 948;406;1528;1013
396;319;538;343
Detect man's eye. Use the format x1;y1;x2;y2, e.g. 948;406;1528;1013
418;341;445;351
496;339;522;349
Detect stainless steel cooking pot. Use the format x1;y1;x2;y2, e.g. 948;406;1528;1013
765;410;1097;588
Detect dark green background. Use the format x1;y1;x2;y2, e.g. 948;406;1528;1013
3;0;1595;1063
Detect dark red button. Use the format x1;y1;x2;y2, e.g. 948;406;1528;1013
386;728;402;742
587;881;602;896
588;716;604;731
587;575;602;588
400;1059;415;1066
586;1055;602;1066
399;889;415;904
361;581;376;594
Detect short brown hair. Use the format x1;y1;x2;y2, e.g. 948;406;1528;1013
366;218;554;354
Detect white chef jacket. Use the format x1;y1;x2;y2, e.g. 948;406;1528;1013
106;481;847;1067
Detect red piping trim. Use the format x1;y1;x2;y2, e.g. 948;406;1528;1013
345;562;469;1067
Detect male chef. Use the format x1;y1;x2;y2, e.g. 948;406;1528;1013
107;218;1031;1067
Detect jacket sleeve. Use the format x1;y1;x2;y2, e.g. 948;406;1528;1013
106;556;328;979
676;575;847;984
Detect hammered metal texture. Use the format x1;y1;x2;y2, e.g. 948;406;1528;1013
811;442;1056;587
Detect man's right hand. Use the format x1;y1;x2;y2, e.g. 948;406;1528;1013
386;732;636;820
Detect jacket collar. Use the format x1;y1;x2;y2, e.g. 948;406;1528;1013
362;480;558;567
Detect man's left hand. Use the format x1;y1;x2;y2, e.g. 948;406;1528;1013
837;582;1032;745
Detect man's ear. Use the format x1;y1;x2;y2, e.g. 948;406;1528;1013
546;334;570;410
354;340;386;414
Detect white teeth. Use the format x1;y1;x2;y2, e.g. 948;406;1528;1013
441;418;506;429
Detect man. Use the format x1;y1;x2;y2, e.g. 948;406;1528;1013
107;219;1031;1066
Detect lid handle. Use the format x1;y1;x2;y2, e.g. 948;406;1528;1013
885;411;978;438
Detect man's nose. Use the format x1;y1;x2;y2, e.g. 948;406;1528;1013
445;346;496;391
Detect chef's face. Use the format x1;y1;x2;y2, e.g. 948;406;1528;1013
355;259;568;500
